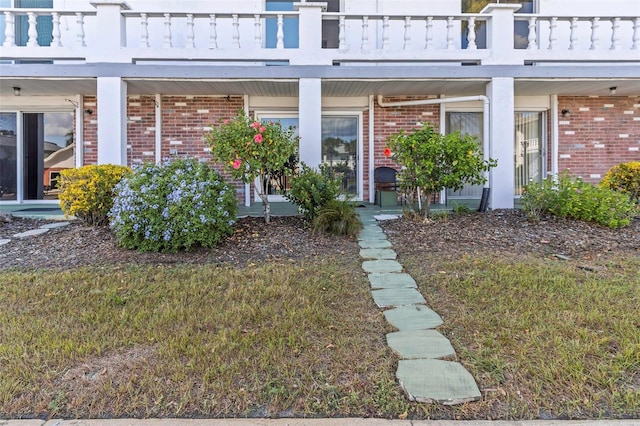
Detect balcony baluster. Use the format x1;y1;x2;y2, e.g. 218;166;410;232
209;14;218;49
51;12;62;47
276;14;284;49
27;12;38;47
467;16;477;50
163;14;172;48
403;16;411;50
633;17;639;50
610;17;620;50
361;16;369;51
569;17;578;50
140;13;149;47
526;16;536;49
187;14;195;48
338;15;346;49
232;14;240;48
446;16;454;49
76;12;86;47
590;17;600;49
424;16;433;49
382;16;390;50
548;17;557;50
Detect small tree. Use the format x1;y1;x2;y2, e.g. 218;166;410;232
385;123;497;217
205;111;298;223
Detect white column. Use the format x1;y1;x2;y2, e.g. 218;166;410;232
487;77;514;209
298;78;322;168
97;77;127;165
90;1;129;51
480;4;522;65
292;2;327;65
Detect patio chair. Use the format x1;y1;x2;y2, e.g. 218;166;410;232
374;166;399;206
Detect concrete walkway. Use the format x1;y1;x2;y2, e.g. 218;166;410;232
356;207;481;405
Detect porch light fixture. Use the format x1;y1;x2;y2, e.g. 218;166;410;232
609;86;617;95
561;109;570;117
13;86;20;96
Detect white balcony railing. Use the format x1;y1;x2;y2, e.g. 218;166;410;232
1;3;638;65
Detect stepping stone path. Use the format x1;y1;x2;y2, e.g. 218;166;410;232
2;221;71;245
357;207;481;405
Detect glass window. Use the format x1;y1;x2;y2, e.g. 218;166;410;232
445;112;484;200
265;1;299;48
321;116;358;195
514;112;544;196
0;113;18;200
258;116;299;196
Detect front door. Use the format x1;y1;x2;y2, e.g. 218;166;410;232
514;112;544;196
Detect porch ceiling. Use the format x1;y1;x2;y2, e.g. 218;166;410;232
1;77;638;99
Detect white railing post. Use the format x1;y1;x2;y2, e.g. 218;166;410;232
187;14;195;48
361;16;369;51
3;12;15;47
446;16;455;49
232;14;240;48
293;2;326;63
27;12;38;47
51;12;62;47
89;1;129;50
526;16;536;50
382;16;390;50
403;16;411;50
254;14;262;48
548;17;557;49
590;17;600;50
209;14;218;49
467;17;477;50
424;16;433;49
569;17;578;50
481;3;522;64
338;15;346;50
610;17;620;50
633;18;640;50
276;14;284;49
76;12;86;47
163;13;172;48
140;13;149;47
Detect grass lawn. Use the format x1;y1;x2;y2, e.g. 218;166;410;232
1;253;639;419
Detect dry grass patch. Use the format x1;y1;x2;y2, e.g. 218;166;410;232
400;253;640;420
0;257;411;419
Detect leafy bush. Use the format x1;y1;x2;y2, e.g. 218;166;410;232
205;110;298;223
385;123;497;217
109;158;237;252
311;199;363;237
522;171;636;228
59;164;132;226
285;163;342;221
600;161;640;202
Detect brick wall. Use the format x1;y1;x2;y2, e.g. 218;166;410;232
557;96;640;183
82;96;97;165
127;96;156;165
370;97;440;202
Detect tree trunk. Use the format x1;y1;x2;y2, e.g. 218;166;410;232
255;176;271;224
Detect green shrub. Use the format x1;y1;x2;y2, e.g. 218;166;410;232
522;171;636;228
59;164;132;226
109;158;237;252
600;161;640;202
311;199;363;237
285;163;342;221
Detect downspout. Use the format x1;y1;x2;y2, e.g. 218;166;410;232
244;94;251;207
550;94;559;178
368;95;375;202
376;95;491;206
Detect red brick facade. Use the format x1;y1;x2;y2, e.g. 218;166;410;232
80;94;639;203
557;96;640;183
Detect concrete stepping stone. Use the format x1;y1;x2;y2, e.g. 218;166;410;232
0;239;10;246
396;359;481;405
371;288;426;308
362;260;402;273
12;228;49;238
358;228;386;240
374;214;401;221
386;330;456;359
39;221;70;229
368;273;416;289
358;239;392;249
359;248;397;260
384;305;443;330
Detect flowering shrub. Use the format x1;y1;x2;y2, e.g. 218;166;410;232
522;171;636;228
109;158;237;252
600;161;640;203
385;123;496;217
59;164;132;226
205;111;298;223
285;163;342;221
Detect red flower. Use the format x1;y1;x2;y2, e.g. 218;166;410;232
383;147;392;157
232;159;242;169
259;125;266;133
251;121;260;129
254;133;263;143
